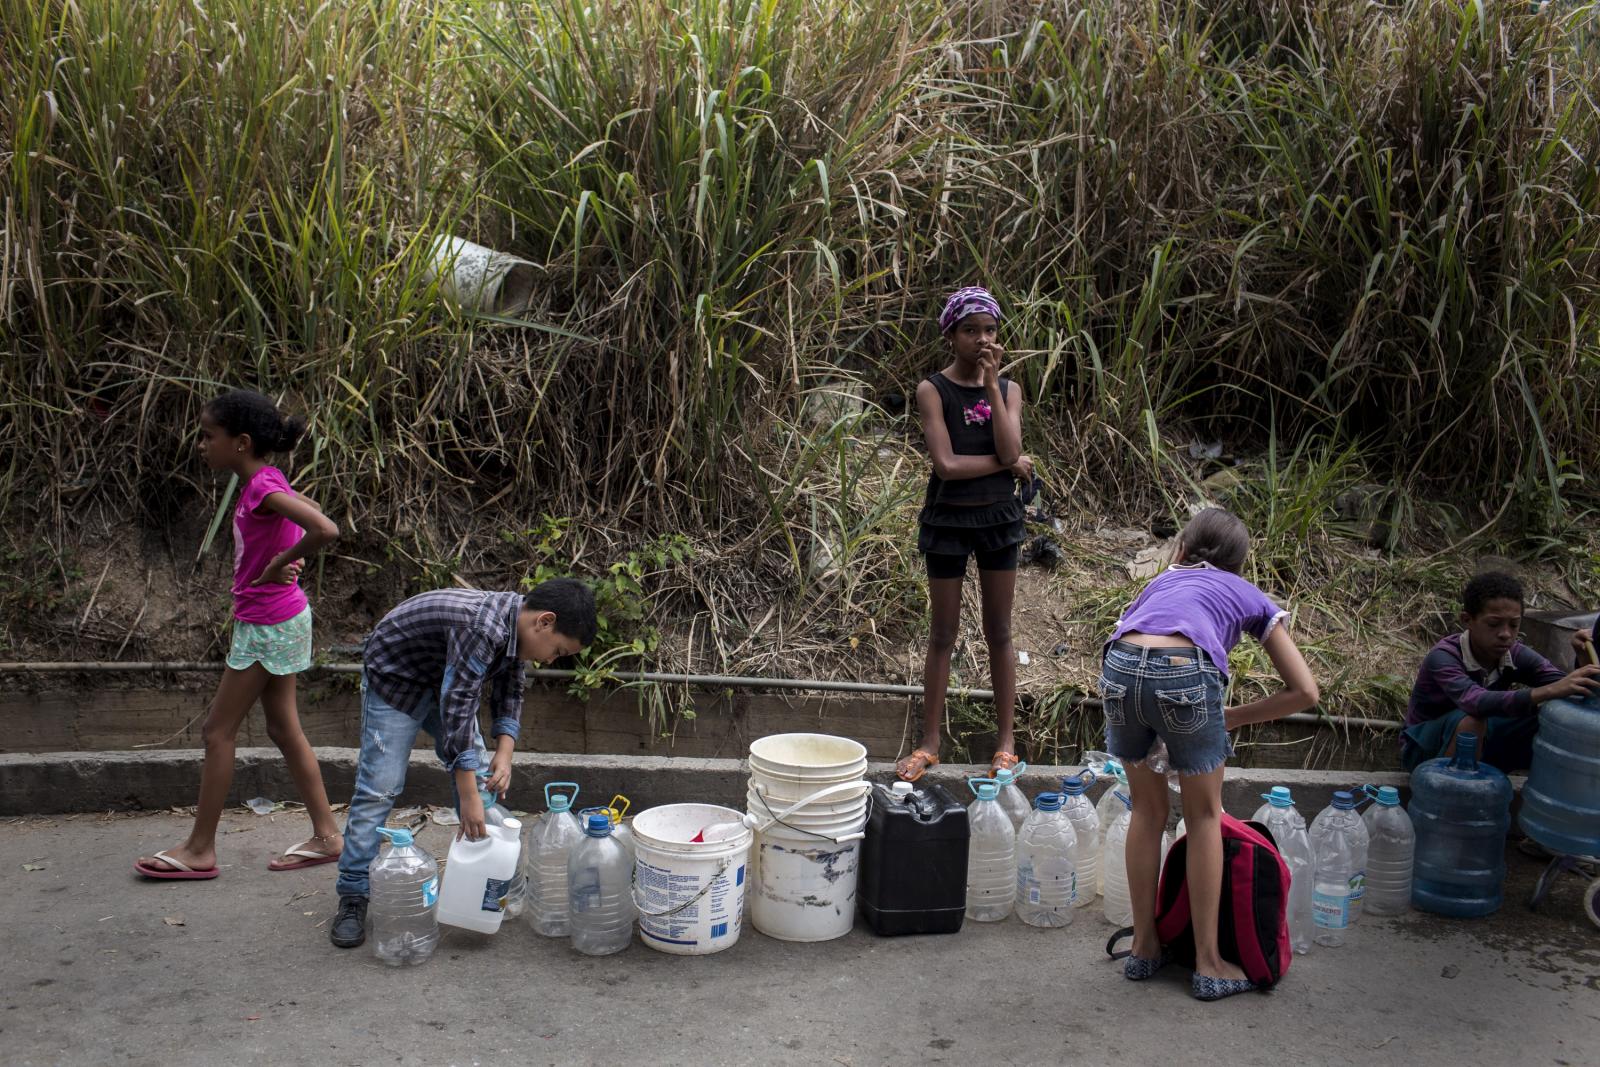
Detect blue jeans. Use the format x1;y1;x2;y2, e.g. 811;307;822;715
335;675;490;898
1098;640;1231;775
1401;710;1539;773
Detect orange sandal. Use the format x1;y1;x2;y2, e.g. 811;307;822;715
990;750;1021;776
896;748;941;782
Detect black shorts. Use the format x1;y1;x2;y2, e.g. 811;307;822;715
925;541;1020;579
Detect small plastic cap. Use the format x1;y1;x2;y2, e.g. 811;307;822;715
549;794;572;813
585;813;613;837
890;781;914;797
995;768;1015;784
375;826;413;848
1332;790;1356;810
975;783;999;800
1035;792;1063;812
1376;786;1401;806
1261;786;1293;808
1060;774;1087;796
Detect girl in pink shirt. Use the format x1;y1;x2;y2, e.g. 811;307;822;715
135;391;342;880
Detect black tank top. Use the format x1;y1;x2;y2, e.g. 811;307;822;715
923;371;1017;506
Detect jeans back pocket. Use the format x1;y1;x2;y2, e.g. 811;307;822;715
1155;683;1212;735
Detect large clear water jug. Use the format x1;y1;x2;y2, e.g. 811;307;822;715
568;813;636;955
965;779;1017;921
1409;733;1512;918
1361;786;1415;916
370;826;439;966
526;782;584;937
1256;787;1314;954
1519;697;1600;858
1100;792;1133;927
1059;772;1101;908
1310;790;1369;924
1015;792;1077;927
1309;791;1356;947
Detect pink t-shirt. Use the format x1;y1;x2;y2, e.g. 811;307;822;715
231;466;308;624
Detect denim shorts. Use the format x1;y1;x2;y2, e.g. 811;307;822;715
1098;640;1230;775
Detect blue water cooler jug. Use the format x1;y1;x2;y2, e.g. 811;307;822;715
1519;696;1600;858
1409;732;1512;917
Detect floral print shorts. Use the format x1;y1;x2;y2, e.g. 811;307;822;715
227;605;313;675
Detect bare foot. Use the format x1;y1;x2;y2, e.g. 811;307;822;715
136;844;216;873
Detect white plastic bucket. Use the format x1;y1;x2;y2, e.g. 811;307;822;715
749;733;867;776
632;803;752;956
746;780;870;810
750;807;869;942
423;235;538;314
747;793;867;827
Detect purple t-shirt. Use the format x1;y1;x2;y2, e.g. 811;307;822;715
231;466;308;624
1106;563;1287;679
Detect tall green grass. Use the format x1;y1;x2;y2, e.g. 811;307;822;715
3;0;1598;555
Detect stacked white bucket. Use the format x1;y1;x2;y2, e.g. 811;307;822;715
746;733;871;942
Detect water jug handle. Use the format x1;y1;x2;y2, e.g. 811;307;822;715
967;777;999;797
1077;768;1097;786
544;781;579;809
609;793;631;818
1357;784;1382;807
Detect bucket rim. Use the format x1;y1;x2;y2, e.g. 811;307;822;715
748;732;869;769
632;803;753;851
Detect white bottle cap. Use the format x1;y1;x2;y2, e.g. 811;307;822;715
891;781;914;797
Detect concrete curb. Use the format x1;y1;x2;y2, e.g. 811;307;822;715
0;748;1425;818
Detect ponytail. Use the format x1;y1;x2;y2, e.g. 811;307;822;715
204;390;305;457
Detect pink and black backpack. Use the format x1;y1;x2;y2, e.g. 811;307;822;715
1106;813;1292;989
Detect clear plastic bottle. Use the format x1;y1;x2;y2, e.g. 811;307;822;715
1256;787;1315;954
965;779;1017;922
993;762;1032;831
1016;792;1077;928
526;782;584;937
1101;792;1134;926
1311;790;1369;923
370;825;439;967
1361;785;1416;916
1059;773;1101;908
1094;760;1129;896
1310;793;1355;947
568;813;636;956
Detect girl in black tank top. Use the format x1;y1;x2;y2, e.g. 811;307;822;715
898;287;1033;782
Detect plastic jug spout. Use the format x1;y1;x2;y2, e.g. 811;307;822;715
375;826;413;848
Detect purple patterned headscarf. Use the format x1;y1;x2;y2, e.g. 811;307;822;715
938;286;1002;335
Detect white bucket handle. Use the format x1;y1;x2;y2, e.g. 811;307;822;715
747;781;869;844
631;855;734;919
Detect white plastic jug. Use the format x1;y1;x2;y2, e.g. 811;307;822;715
526;782;584;937
437;817;523;934
965;779;1017;922
1016;792;1077;927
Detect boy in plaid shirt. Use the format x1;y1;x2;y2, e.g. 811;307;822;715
330;578;596;948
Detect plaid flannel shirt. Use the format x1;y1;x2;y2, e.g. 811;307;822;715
362;589;525;771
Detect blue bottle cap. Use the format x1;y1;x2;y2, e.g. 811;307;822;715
584;813;613;837
1332;790;1356;810
1034;792;1063;812
1375;786;1401;806
1059;773;1092;796
375;825;413;848
1261;786;1293;808
972;781;999;801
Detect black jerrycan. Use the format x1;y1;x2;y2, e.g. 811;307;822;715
859;780;970;935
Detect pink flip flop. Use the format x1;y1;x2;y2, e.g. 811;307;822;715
268;845;340;872
134;850;219;881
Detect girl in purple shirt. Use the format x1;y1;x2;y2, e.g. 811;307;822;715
1100;508;1318;1000
135;391;342;881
